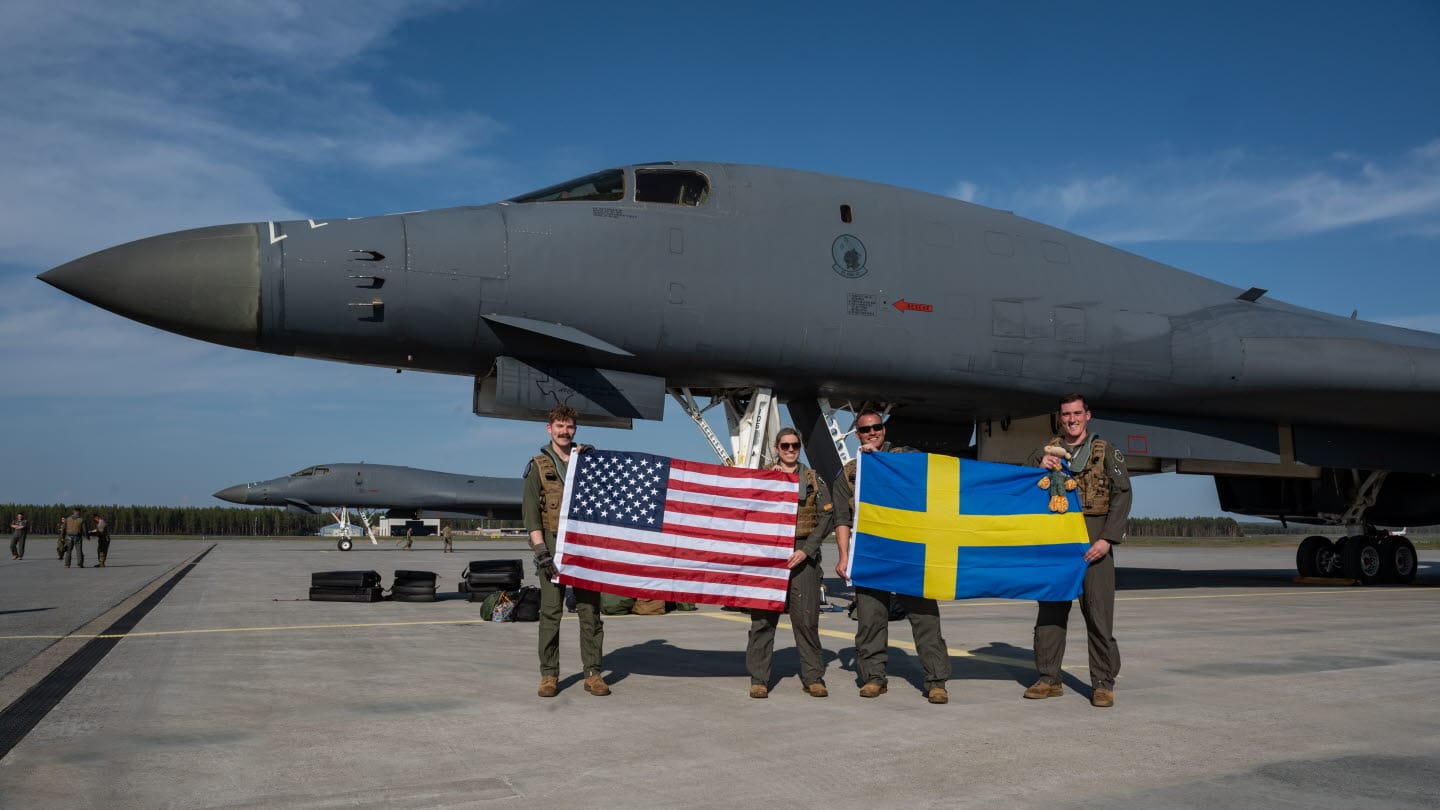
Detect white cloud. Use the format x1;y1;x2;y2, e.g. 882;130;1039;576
0;0;499;267
947;180;979;203
949;141;1440;244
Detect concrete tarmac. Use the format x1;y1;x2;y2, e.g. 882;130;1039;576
1;539;1437;808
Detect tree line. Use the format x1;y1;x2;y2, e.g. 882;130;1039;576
3;504;330;536
1126;517;1244;537
3;504;523;536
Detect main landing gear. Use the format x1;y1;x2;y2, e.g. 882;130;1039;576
1293;470;1416;584
331;505;381;552
1295;530;1417;585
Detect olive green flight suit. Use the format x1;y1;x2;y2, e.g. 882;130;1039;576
62;513;85;567
523;445;604;678
833;446;952;691
1024;435;1131;690
746;464;834;688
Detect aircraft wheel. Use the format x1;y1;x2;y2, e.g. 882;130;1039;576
391;585;434;599
1296;535;1330;577
391;583;438;596
1341;535;1384;584
1380;537;1418;584
1316;537;1344;577
337;538;353;552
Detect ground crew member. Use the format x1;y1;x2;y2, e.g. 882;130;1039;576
1024;393;1130;708
62;508;86;568
56;519;66;559
441;524;454;553
10;512;27;560
403;526;414;550
91;514;110;567
832;411;952;704
523;404;607;698
746;428;834;699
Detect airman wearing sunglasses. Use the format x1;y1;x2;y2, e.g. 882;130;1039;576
745;428;835;699
831;410;952;704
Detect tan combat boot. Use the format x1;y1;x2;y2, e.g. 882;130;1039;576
1091;688;1114;708
583;672;611;696
858;681;887;698
749;684;769;699
927;686;949;704
804;683;828;698
537;675;559;698
1024;679;1063;699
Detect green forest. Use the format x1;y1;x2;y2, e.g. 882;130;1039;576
2;504;517;536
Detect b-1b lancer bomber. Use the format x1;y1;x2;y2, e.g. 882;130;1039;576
42;162;1440;582
214;463;523;550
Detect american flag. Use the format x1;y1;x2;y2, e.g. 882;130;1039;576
554;450;799;611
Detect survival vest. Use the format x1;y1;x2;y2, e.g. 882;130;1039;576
63;515;84;535
843;459;858;512
530;445;593;533
531;452;566;534
1050;435;1113;516
773;464;822;538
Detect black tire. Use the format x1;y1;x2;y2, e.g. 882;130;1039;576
1381;537;1418;584
309;587;383;602
337;538;353;552
391;583;438;596
394;570;438;583
1341;535;1384;584
393;592;437;602
1296;535;1330;578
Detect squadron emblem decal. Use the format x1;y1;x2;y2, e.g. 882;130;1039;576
831;235;869;278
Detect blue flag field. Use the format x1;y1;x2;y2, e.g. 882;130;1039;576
848;452;1090;601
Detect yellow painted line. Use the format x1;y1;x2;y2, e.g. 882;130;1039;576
3;585;1431;643
0;608;703;641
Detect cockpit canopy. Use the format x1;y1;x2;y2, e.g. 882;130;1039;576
510;168;709;206
290;466;331;477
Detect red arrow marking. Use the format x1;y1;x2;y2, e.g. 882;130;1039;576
892;298;933;313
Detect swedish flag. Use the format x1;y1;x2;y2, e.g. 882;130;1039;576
848;452;1089;601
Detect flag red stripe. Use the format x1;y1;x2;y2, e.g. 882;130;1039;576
557;574;785;612
667;476;795;503
671;458;798;482
659;520;797;548
562;553;790;591
564;531;790;570
664;499;796;526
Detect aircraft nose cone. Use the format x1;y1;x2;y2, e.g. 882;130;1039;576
213;484;250;504
39;223;262;349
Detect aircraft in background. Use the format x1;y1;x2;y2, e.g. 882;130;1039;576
45;162;1435;582
214;463;522;551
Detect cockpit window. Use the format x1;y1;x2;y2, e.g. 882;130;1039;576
510;170;626;203
289;466;330;477
635;169;709;206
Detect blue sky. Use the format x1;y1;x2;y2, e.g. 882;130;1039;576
2;1;1438;517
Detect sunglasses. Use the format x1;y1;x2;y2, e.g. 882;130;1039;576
778;441;801;450
856;424;885;434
